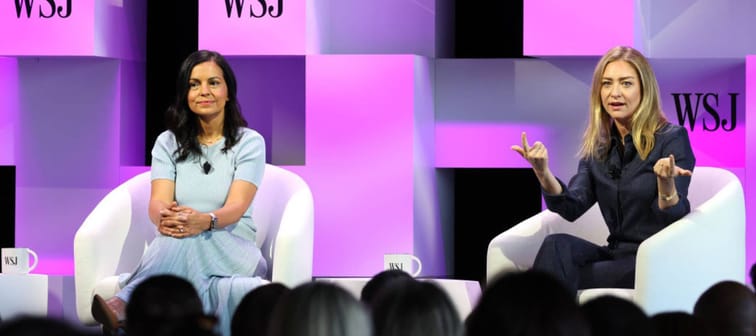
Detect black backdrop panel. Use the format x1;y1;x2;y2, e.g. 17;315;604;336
0;166;16;273
452;168;541;285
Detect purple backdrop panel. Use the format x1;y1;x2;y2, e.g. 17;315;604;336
411;57;444;277
15;57;123;273
654;59;745;168
0;0;94;56
119;60;146;166
316;0;435;56
1;0;145;58
198;0;306;55
0;58;19;165
434;58;594;178
301;55;416;276
435;123;554;168
524;0;634;56
746;55;756;278
227;56;305;165
94;0;146;60
16;58;121;188
639;0;756;58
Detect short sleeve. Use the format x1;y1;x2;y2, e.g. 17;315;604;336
151;131;178;181
234;129;266;187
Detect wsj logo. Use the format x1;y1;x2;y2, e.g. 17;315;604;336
225;0;283;18
4;256;18;266
15;0;71;18
389;263;404;270
671;93;738;132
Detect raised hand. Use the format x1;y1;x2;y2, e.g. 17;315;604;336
511;131;550;175
653;154;692;179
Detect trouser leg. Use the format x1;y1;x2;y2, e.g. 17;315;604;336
532;233;608;296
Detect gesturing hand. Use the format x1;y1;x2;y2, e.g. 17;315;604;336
653;154;692;179
511;132;549;175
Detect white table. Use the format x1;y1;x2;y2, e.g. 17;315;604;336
0;274;48;320
317;277;481;319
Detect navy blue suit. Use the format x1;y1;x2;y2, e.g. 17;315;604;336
532;123;696;295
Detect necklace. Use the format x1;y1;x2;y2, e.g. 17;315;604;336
198;134;223;145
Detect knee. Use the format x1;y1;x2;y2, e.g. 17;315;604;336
542;233;573;248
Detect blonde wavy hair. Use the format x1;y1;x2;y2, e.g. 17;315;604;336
579;46;668;161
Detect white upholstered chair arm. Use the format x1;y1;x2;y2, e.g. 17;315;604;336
271;188;314;287
73;188;134;324
487;212;550;281
634;178;746;314
486;204;608;283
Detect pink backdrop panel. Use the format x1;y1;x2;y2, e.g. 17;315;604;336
523;0;634;56
198;0;307;55
746;55;756;278
0;0;95;55
435;122;554;168
0;58;18;164
299;55;417;276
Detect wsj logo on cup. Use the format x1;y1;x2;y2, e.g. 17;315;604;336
1;248;39;274
383;253;422;277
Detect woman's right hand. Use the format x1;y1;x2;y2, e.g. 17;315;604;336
157;201;183;237
511;132;550;175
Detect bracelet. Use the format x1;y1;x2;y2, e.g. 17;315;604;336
659;191;677;201
207;212;217;231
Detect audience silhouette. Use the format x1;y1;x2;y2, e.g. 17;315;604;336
651;312;710;336
693;280;756;336
125;274;217;336
231;282;290;336
581;295;656;336
465;269;590;336
6;265;756;336
370;279;461;336
267;281;372;336
0;315;95;336
360;269;415;307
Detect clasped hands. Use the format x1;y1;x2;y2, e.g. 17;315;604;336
158;201;204;238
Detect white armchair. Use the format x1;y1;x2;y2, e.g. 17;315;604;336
73;164;314;325
486;166;746;315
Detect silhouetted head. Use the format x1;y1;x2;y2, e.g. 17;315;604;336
693;280;756;336
652;312;709;336
581;295;656;336
465;270;589;336
0;316;93;336
361;269;416;307
268;282;372;336
231;282;290;336
371;280;461;336
126;274;215;336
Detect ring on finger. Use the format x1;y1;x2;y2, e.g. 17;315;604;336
179;228;184;233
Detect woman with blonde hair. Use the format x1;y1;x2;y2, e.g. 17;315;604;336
511;46;696;295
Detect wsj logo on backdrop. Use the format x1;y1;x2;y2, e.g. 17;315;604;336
15;0;71;18
671;93;738;132
225;0;283;18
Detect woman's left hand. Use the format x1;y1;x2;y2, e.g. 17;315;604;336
653;154;692;179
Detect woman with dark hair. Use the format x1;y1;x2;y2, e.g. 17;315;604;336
91;50;267;336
